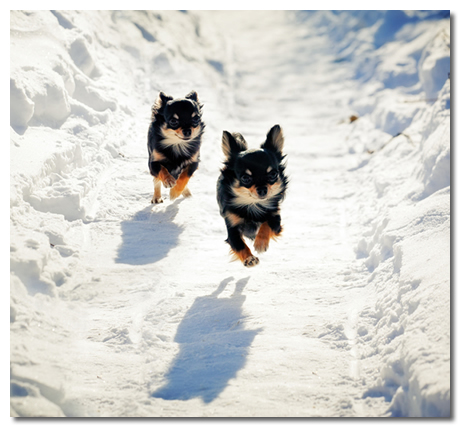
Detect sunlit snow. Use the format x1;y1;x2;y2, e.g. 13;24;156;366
10;10;450;417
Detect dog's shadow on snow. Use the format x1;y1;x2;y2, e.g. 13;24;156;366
151;276;261;404
115;201;183;265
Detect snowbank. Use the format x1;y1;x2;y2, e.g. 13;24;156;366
310;11;450;416
345;80;450;416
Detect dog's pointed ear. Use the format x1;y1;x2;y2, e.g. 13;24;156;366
261;125;284;157
222;131;248;160
152;91;173;117
186;90;203;111
185;91;198;102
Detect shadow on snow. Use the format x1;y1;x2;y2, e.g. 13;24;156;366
151;276;261;404
115;201;183;265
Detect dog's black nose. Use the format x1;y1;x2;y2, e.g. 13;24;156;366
257;186;268;197
183;128;192;137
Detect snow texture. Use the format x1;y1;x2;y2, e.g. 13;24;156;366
9;10;450;418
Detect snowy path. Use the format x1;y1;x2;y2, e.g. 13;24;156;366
10;11;450;418
57;13;382;416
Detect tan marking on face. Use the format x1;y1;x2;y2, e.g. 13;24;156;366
191;112;197;117
231;180;284;215
267;166;272;173
231;185;268;215
190;126;201;139
161;123;201;141
161;124;184;143
173;113;179;119
176;129;186;139
233;184;259;200
245;169;252;175
267;181;283;198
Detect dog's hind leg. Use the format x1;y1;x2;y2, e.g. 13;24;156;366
181;187;192;198
254;221;280;253
169;170;190;200
170;163;198;200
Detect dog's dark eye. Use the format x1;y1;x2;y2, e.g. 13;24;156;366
240;174;252;186
267;170;278;183
169;118;179;127
191;117;200;127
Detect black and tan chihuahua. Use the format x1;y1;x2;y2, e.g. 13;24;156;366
217;125;288;267
147;91;205;203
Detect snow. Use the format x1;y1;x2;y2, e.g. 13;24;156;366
8;9;451;418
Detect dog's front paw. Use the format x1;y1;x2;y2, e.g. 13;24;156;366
163;175;176;189
244;255;259;267
152;196;164;204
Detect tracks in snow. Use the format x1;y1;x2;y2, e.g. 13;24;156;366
58;12;382;416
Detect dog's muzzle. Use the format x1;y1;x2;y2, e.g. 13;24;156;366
257;186;268;198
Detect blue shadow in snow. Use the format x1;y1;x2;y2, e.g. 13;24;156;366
115;202;183;265
151;277;261;403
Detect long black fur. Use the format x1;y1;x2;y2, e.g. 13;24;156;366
217;125;288;266
147;91;205;202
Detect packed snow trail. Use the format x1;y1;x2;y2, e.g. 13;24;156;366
10;11;450;417
62;12;375;416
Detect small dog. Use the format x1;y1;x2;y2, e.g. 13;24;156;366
217;125;288;267
147;91;205;203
